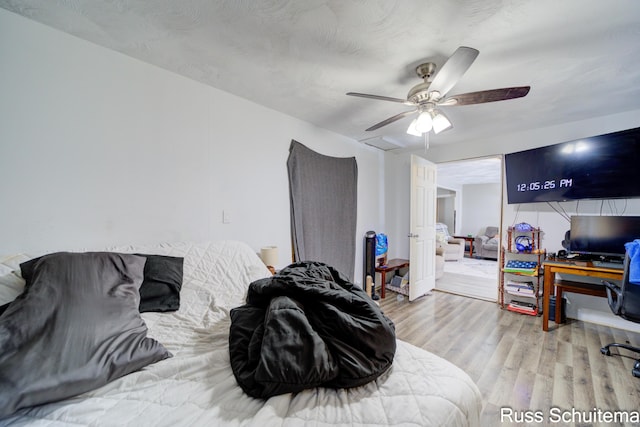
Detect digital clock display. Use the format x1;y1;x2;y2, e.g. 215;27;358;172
516;178;573;192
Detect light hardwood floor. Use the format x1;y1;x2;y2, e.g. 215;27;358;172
379;289;640;426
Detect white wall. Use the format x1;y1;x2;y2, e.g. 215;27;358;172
436;175;462;235
382;153;411;260
0;9;384;282
460;183;501;237
436;193;455;232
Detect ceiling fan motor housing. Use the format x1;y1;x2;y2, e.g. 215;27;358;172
416;62;436;79
408;85;431;103
408;62;437;104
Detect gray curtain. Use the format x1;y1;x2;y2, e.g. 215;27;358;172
287;140;358;280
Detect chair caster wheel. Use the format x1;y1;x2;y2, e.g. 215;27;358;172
633;361;640;378
601;346;611;356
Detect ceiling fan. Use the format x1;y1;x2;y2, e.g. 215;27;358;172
347;46;530;136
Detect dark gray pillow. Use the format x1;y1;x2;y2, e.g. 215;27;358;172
5;253;184;314
0;252;172;418
135;254;183;313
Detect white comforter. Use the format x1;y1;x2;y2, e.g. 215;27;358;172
1;241;481;426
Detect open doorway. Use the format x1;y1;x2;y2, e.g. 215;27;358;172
435;156;502;301
436;188;456;232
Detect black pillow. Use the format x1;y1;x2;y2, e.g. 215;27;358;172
135;254;184;313
0;252;171;418
8;253;184;314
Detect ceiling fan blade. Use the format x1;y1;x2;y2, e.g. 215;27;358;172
440;86;530;106
428;46;479;98
347;92;414;105
365;109;417;131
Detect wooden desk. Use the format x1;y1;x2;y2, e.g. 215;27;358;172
453;236;475;257
375;258;409;299
542;261;623;331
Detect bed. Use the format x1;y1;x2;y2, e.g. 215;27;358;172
0;240;481;426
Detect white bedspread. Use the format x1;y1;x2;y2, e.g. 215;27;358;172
1;241;481;426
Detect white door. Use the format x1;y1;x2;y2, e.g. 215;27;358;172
409;154;437;301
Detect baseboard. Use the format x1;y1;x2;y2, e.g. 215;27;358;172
574;308;640;333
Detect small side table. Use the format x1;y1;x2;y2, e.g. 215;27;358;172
375;258;409;299
454;236;475;257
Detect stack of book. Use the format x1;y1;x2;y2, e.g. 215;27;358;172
507;299;538;315
505;279;535;297
503;260;538;275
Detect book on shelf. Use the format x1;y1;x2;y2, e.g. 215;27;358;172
506;289;535;297
506;279;535;297
507;299;538;315
506;304;539;316
508;299;537;312
505;260;538;269
506;279;534;288
502;266;538;275
502;259;538;276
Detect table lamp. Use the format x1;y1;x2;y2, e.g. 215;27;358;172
260;246;279;275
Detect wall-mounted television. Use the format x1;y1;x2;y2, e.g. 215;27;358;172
504;127;640;204
569;215;640;261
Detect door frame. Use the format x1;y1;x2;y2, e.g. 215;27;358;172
434;155;504;301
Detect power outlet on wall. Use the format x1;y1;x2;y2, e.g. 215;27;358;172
222;210;231;224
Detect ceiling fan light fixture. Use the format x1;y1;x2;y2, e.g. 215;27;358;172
406;118;422;136
432;110;452;134
415;111;433;133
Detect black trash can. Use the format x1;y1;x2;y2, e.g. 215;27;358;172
549;296;566;323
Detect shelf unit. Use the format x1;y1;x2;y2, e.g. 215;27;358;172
499;226;545;315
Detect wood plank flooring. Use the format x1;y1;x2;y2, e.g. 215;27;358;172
435;271;498;302
436;258;500;301
379;290;640;427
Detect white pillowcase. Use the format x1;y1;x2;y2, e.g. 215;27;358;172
0;253;32;275
0;253;31;305
0;273;25;305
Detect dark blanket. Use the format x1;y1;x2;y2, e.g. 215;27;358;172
229;261;396;399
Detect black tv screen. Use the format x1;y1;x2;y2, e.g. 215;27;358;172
569;215;640;259
504;127;640;204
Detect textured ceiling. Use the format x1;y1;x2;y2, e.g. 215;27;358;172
2;0;640;152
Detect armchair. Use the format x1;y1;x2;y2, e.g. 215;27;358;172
474;226;499;260
435;223;464;261
600;250;640;378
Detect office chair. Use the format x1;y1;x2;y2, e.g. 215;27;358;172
600;252;640;378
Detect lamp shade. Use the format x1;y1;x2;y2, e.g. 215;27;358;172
432;111;452;134
406;118;422;136
260;246;279;267
415;111;433;132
